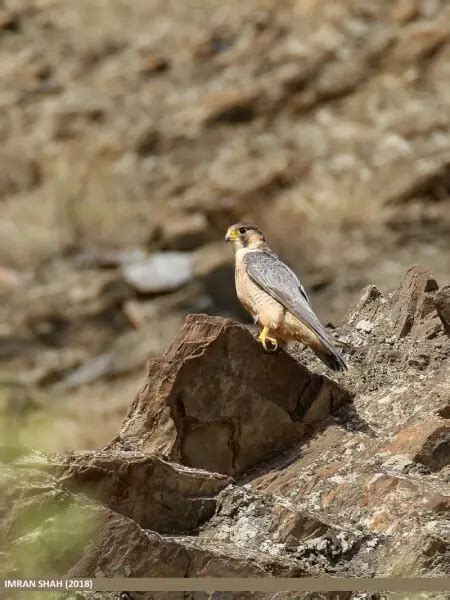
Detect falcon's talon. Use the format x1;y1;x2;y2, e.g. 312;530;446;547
258;326;278;352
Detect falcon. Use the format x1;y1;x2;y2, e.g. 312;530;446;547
225;223;347;372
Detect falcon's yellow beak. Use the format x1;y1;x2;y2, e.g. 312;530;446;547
225;227;238;242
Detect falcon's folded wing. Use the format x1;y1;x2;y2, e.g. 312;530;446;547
243;250;347;371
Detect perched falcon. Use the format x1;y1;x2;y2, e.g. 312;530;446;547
225;223;347;372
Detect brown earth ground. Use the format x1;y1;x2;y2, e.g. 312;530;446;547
1;0;450;452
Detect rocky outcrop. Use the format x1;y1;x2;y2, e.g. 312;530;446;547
1;268;449;587
2;0;450;458
110;314;351;476
57;452;231;532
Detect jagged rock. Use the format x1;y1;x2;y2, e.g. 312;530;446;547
435;285;450;335
1;270;449;581
251;269;450;576
113;314;351;476
380;417;450;472
394;265;439;338
69;512;192;578
70;516;302;578
198;486;382;577
54;451;231;532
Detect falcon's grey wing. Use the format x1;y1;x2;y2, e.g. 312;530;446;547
243;250;347;371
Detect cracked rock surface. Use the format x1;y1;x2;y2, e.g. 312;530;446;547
1;268;449;599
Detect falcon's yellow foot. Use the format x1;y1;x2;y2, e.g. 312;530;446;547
258;326;278;352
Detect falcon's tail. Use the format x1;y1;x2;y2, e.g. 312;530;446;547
312;344;348;372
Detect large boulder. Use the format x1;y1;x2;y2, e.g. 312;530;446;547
112;314;351;476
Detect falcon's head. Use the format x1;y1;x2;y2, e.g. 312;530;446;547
225;223;266;249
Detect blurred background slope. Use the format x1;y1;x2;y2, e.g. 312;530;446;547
1;0;449;450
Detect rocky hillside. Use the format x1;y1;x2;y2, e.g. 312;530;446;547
1;1;449;594
1;0;450;454
1;267;449;597
2;0;450;312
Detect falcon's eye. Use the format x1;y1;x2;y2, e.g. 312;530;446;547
238;227;246;234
